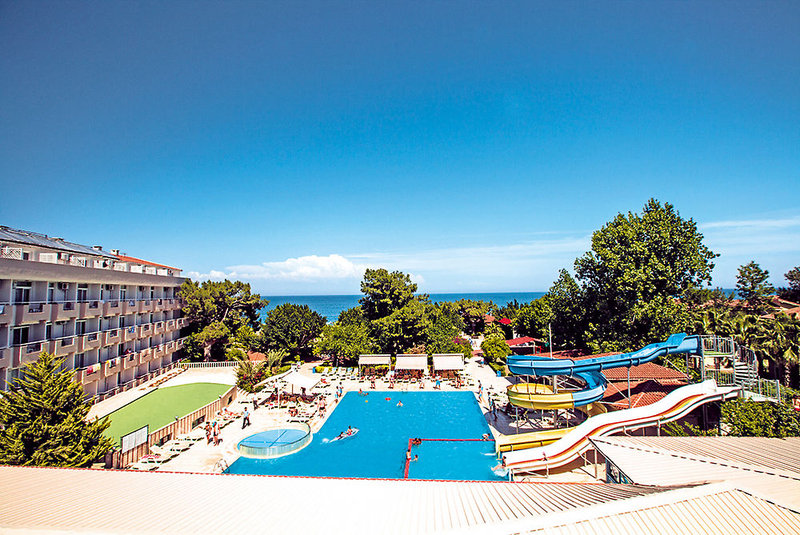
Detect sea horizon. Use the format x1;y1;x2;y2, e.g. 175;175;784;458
260;291;548;323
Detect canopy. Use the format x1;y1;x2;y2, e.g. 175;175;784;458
282;371;319;392
395;354;428;371
432;354;464;371
358;354;391;367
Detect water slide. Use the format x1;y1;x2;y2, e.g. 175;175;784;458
497;334;701;452
502;379;741;474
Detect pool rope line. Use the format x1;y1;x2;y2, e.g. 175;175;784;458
403;437;496;479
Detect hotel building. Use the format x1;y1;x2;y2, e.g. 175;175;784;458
0;226;188;399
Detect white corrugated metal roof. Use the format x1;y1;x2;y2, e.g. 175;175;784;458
594;436;800;476
0;466;667;534
396;355;428;370
432;354;464;371
592;436;800;512
515;484;800;535
359;354;391;366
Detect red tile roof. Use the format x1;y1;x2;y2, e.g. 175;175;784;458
499;318;512;325
247;351;266;361
603;380;681;410
505;336;546;347
114;254;180;271
601;362;687;382
484;315;495;323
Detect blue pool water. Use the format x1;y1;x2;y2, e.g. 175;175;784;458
227;391;504;481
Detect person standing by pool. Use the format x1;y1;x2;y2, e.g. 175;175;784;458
242;406;251;429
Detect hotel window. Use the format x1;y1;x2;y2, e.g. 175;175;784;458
75;320;86;336
120;285;127;300
149;286;155;299
77;284;88;302
75;353;85;369
47;283;55;303
45;322;52;340
13;282;31;304
12;326;29;346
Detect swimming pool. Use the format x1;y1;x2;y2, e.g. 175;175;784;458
226;391;505;481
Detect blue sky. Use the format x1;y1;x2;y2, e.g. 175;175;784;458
1;1;798;295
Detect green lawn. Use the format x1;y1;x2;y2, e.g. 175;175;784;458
104;382;232;446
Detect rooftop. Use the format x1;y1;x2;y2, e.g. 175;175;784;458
591;436;800;512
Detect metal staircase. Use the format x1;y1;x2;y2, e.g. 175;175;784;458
699;335;780;402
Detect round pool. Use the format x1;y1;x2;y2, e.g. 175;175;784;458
237;423;312;458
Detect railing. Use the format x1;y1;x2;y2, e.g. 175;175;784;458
180;361;239;369
700;335;735;356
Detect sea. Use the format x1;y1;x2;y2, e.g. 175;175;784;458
260;292;546;323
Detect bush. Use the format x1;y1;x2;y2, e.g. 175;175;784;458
488;361;507;375
721;398;800;437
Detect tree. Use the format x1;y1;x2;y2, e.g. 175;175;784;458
235;359;266;393
736;261;774;311
0;352;113;467
453;299;493;336
574;199;716;351
721;398;800;437
314;322;376;367
423;303;466;354
373;299;429;354
359;268;417;321
778;266;800;303
546;270;586;350
261;303;326;360
481;334;511;364
514;297;553;340
337;306;367;326
180;280;267;360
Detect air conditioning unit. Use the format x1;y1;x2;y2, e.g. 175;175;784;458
58;283;69;290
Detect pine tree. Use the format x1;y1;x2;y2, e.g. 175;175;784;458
0;352;113;467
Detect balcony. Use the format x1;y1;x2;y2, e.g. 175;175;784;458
139;348;152;362
78;301;102;318
122;326;137;342
0;347;10;368
53;302;79;321
142;300;156;313
73;368;83;383
166;319;176;331
102;300;121;316
18;302;51;324
154;344;166;358
176;337;185;349
176;317;187;329
55;336;76;356
104;329;121;345
139;323;152;336
122;352;138;370
153;321;165;335
83;332;102;351
82;364;101;385
18;342;44;366
121;300;137;315
103;358;121;376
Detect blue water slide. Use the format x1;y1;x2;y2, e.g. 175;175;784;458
505;333;700;407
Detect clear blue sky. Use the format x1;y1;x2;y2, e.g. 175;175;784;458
1;1;798;294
